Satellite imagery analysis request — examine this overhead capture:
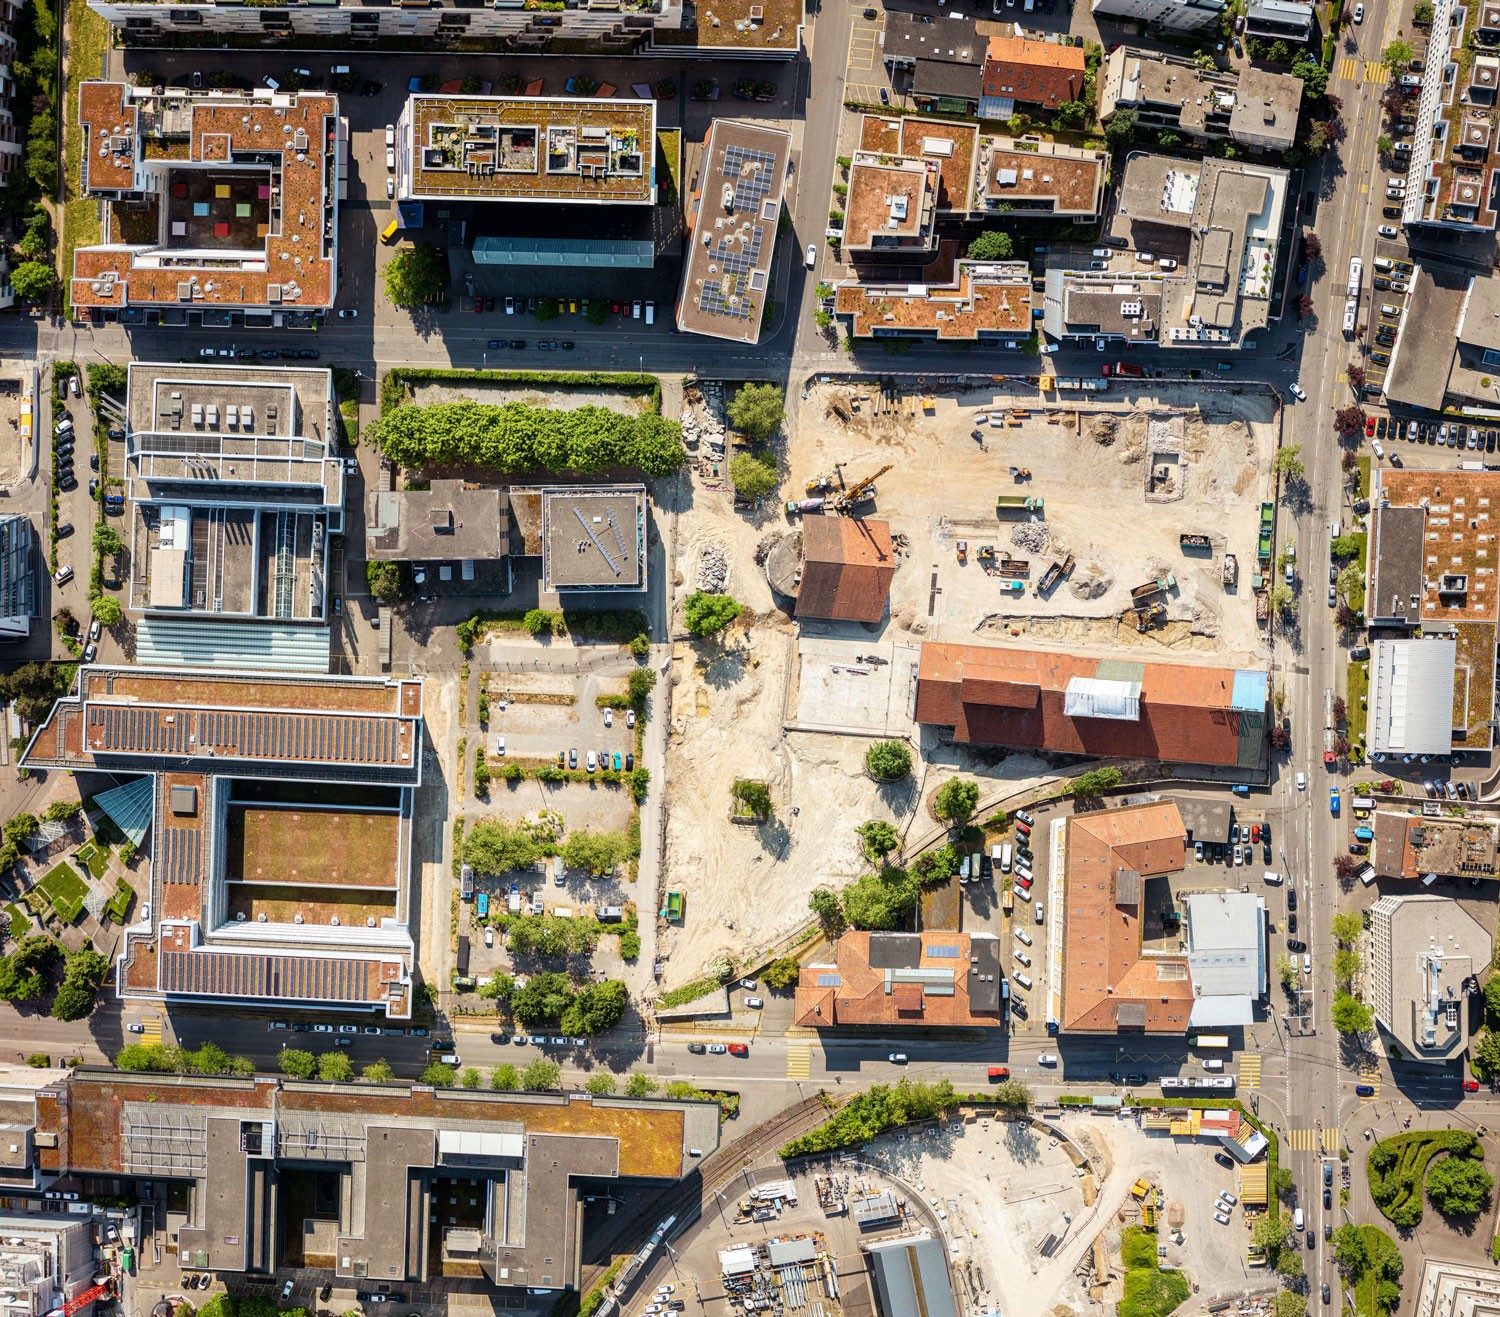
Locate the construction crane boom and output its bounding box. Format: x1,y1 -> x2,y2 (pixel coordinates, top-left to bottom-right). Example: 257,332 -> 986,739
52,1280 -> 113,1317
835,464 -> 893,511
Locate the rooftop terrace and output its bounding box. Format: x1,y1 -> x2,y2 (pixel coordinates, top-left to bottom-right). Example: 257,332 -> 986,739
73,83 -> 338,313
835,261 -> 1033,339
399,95 -> 656,205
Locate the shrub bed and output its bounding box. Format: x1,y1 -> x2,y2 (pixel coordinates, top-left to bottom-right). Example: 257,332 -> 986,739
1367,1129 -> 1482,1227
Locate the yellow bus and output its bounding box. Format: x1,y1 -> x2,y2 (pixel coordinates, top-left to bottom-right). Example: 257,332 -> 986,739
1192,1034 -> 1230,1050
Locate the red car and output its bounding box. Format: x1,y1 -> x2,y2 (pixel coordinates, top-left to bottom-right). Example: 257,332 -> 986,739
728,1043 -> 749,1057
473,296 -> 483,314
1250,824 -> 1260,842
1464,1079 -> 1480,1092
1365,416 -> 1377,436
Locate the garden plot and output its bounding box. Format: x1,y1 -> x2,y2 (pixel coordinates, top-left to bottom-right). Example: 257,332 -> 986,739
411,378 -> 653,416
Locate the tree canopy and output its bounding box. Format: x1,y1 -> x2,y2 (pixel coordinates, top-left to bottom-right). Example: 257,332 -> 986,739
685,591 -> 743,637
1427,1155 -> 1493,1215
865,739 -> 912,781
727,383 -> 785,442
856,819 -> 900,862
559,979 -> 628,1036
382,243 -> 446,309
967,230 -> 1014,261
51,946 -> 108,1021
1332,991 -> 1373,1035
842,865 -> 919,930
10,261 -> 56,302
464,820 -> 540,875
933,778 -> 979,824
729,452 -> 780,500
511,971 -> 576,1027
371,400 -> 685,479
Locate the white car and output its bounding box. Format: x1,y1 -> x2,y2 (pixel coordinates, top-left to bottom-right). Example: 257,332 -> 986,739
744,996 -> 764,1008
888,1052 -> 909,1064
387,177 -> 395,199
1219,1192 -> 1238,1206
1014,951 -> 1031,968
1353,2 -> 1364,19
338,1023 -> 359,1033
1303,953 -> 1312,974
627,709 -> 636,728
1014,929 -> 1033,946
586,750 -> 598,772
1378,225 -> 1399,238
69,374 -> 80,398
313,1023 -> 334,1033
1034,901 -> 1045,924
386,145 -> 396,170
707,1043 -> 728,1054
1038,1053 -> 1058,1066
1214,1210 -> 1232,1226
338,308 -> 358,318
1289,383 -> 1307,401
806,243 -> 817,268
1296,771 -> 1306,790
604,708 -> 613,727
494,736 -> 505,756
657,1288 -> 675,1296
1372,438 -> 1385,459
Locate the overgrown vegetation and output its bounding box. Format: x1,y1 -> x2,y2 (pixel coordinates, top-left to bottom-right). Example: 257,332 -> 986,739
779,1078 -> 959,1156
1367,1129 -> 1485,1226
1119,1226 -> 1191,1317
1330,1223 -> 1403,1317
457,607 -> 648,653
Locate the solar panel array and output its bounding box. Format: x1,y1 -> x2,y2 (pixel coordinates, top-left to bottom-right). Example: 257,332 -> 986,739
696,145 -> 777,322
88,704 -> 407,767
160,948 -> 386,1003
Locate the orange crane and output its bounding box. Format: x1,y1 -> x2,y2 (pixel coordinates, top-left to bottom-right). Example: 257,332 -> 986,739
50,1279 -> 114,1317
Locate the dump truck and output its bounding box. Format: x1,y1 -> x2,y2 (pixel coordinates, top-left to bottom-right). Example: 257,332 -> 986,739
1114,361 -> 1146,378
996,493 -> 1044,515
1257,501 -> 1274,562
998,555 -> 1029,579
1223,553 -> 1239,588
1130,574 -> 1176,602
1035,553 -> 1076,596
1001,579 -> 1025,596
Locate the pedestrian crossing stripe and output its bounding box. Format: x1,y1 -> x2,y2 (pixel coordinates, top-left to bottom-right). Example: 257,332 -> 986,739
1338,56 -> 1360,81
1366,61 -> 1388,81
1238,1055 -> 1261,1089
787,1045 -> 811,1079
1288,1128 -> 1317,1150
139,1018 -> 162,1044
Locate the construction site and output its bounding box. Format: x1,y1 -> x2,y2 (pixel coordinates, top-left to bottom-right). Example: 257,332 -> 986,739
658,376 -> 1278,987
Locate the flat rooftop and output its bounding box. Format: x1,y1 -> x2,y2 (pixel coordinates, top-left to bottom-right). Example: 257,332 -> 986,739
693,0 -> 801,51
540,486 -> 647,591
125,363 -> 340,500
676,119 -> 792,343
1377,469 -> 1500,624
23,667 -> 423,785
980,137 -> 1107,216
1384,267 -> 1466,412
399,95 -> 656,205
835,261 -> 1033,339
366,479 -> 510,563
845,156 -> 933,250
73,83 -> 338,313
857,114 -> 978,212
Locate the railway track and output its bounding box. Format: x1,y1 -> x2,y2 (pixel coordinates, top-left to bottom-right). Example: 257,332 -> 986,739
578,1094 -> 832,1294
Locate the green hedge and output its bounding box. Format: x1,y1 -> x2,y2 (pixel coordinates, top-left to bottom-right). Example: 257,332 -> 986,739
457,607 -> 647,652
1368,1129 -> 1481,1227
380,367 -> 661,414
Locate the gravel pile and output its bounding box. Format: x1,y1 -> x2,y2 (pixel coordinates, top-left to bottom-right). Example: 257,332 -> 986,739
1088,415 -> 1119,446
698,544 -> 729,592
1010,521 -> 1051,554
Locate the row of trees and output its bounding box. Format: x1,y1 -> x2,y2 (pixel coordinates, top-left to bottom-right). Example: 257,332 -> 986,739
482,969 -> 629,1036
371,400 -> 686,478
779,1078 -> 1030,1156
277,1047 -> 394,1084
116,1041 -> 255,1075
463,819 -> 635,880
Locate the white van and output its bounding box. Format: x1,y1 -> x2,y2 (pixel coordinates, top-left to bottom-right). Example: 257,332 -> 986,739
1381,303 -> 1402,318
960,853 -> 971,882
1013,972 -> 1033,990
1374,256 -> 1395,272
1351,795 -> 1376,811
645,301 -> 655,325
1263,870 -> 1284,885
1000,843 -> 1013,873
1293,1207 -> 1305,1231
1203,1058 -> 1225,1071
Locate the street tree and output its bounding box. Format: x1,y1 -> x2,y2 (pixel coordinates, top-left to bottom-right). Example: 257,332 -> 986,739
277,1047 -> 316,1080
1331,990 -> 1373,1035
1334,406 -> 1367,437
317,1051 -> 353,1083
362,1059 -> 393,1082
1331,911 -> 1363,946
1276,953 -> 1299,992
1302,231 -> 1323,262
585,1073 -> 618,1096
382,244 -> 446,310
1383,38 -> 1414,67
1347,363 -> 1367,389
624,1072 -> 658,1097
856,820 -> 900,862
684,591 -> 743,637
729,453 -> 779,501
491,1064 -> 520,1090
933,778 -> 980,825
1270,580 -> 1296,617
1332,947 -> 1362,985
866,740 -> 912,780
521,1058 -> 562,1090
1273,446 -> 1306,481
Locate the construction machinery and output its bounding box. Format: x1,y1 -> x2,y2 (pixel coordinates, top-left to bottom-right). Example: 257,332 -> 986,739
956,541 -> 968,563
996,493 -> 1045,515
834,464 -> 892,512
1035,553 -> 1075,596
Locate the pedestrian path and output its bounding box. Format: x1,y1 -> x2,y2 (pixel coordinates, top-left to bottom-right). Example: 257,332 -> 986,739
786,1044 -> 811,1079
1287,1127 -> 1318,1151
1337,56 -> 1388,82
139,1015 -> 162,1045
1239,1054 -> 1261,1090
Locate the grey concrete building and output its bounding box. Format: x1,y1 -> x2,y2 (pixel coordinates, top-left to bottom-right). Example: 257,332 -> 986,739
0,514 -> 36,641
1090,0 -> 1224,38
1367,894 -> 1492,1063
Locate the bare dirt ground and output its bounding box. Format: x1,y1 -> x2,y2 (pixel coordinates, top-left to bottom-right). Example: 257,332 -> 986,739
658,381 -> 1278,986
412,380 -> 651,415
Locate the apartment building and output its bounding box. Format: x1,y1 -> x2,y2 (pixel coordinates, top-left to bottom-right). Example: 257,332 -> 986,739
1367,895 -> 1491,1062
1090,0 -> 1225,34
977,36 -> 1086,118
72,83 -> 341,324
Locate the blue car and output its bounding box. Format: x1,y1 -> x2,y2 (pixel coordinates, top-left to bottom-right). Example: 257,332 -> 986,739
1330,787 -> 1341,816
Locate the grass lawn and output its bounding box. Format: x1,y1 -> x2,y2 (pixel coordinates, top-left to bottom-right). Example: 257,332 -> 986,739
657,129 -> 682,208
1348,657 -> 1370,754
4,904 -> 29,942
1118,1226 -> 1189,1317
37,862 -> 88,924
73,839 -> 110,880
1367,1128 -> 1481,1227
1343,1223 -> 1403,1317
1357,455 -> 1372,500
59,0 -> 108,319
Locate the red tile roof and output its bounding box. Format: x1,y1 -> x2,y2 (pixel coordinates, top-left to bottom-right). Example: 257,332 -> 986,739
797,517 -> 896,623
793,931 -> 1002,1028
981,37 -> 1087,110
915,641 -> 1258,767
1060,802 -> 1194,1034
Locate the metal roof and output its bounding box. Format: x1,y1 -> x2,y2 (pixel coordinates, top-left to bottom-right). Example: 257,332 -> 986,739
472,236 -> 655,268
1369,638 -> 1457,755
135,617 -> 332,674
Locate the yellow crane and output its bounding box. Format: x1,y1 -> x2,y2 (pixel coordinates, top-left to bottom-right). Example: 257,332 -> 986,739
835,463 -> 893,512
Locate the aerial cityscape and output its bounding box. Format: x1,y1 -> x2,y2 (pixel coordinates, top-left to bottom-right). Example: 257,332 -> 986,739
0,0 -> 1492,1313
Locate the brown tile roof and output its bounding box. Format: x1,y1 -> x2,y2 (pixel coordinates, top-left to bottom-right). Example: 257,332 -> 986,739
914,641 -> 1260,767
792,931 -> 1002,1028
981,36 -> 1086,110
72,83 -> 337,312
1060,802 -> 1194,1034
796,517 -> 895,623
835,264 -> 1032,340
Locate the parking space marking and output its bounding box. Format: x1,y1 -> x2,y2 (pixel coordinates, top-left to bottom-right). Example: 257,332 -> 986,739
786,1044 -> 811,1079
1288,1127 -> 1317,1150
1238,1054 -> 1261,1090
847,82 -> 887,104
847,25 -> 879,71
